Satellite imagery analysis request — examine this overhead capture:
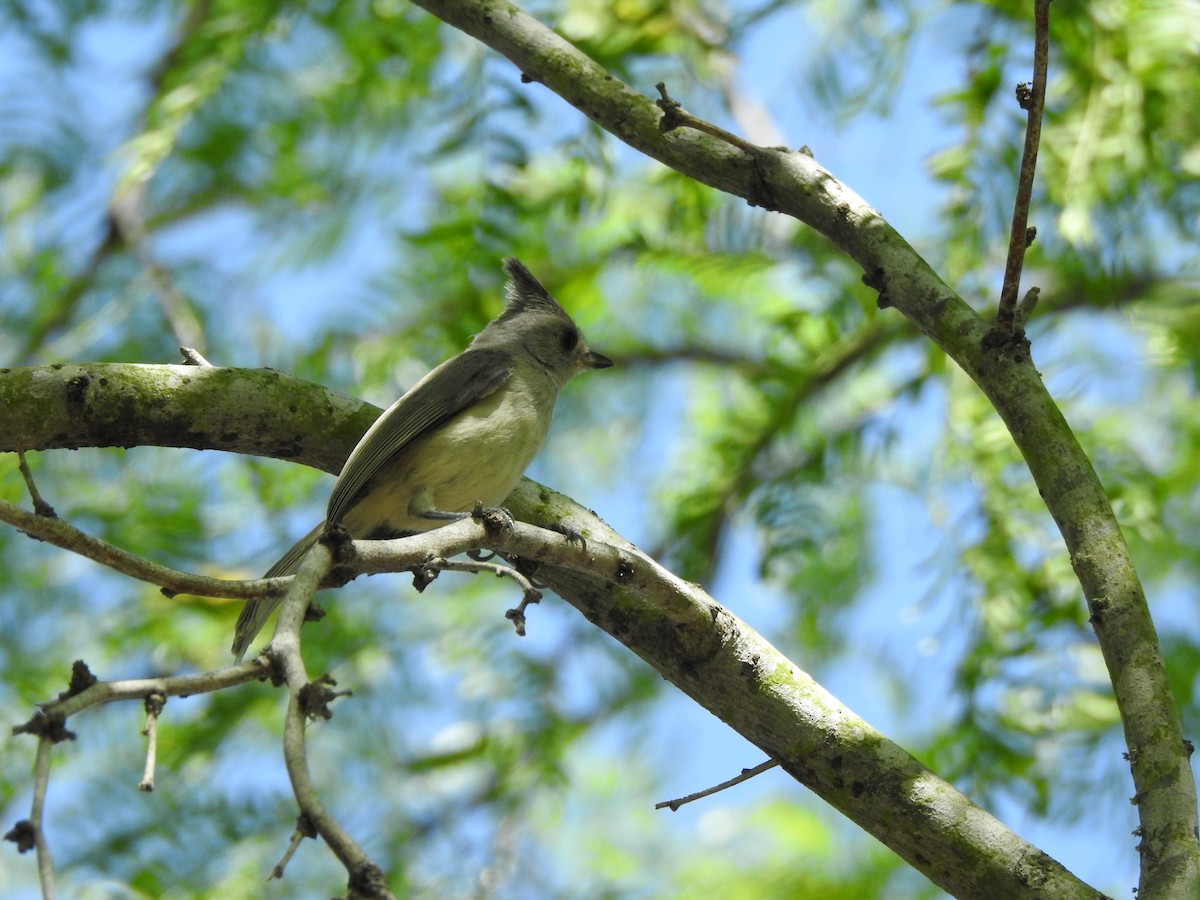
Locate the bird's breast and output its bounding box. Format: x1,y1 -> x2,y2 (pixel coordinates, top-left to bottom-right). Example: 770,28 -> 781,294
341,374 -> 556,536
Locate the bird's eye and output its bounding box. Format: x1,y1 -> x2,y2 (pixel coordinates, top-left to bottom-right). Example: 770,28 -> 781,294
559,326 -> 579,351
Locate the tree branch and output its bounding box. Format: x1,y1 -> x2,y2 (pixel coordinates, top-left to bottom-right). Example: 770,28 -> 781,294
405,3 -> 1199,896
994,0 -> 1052,335
0,363 -> 380,473
656,759 -> 779,811
0,496 -> 286,600
31,736 -> 56,899
3,364 -> 1106,897
13,663 -> 269,729
266,541 -> 394,899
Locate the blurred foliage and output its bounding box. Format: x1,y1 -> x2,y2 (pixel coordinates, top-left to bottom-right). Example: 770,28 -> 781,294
1,0 -> 1199,896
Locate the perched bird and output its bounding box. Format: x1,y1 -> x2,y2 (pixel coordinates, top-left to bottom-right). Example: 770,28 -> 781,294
232,258 -> 613,660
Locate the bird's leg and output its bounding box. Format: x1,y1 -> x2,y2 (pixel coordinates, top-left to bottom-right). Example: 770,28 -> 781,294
417,509 -> 469,522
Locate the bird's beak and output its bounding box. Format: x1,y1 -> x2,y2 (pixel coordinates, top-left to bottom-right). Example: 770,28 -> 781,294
583,349 -> 614,370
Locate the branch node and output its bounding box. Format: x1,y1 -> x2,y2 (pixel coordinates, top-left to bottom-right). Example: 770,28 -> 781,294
298,674 -> 352,721
320,523 -> 356,566
17,451 -> 56,518
347,861 -> 392,898
63,659 -> 97,700
411,555 -> 442,592
3,820 -> 36,853
504,584 -> 543,637
472,501 -> 515,534
12,710 -> 75,743
1015,81 -> 1033,110
861,267 -> 891,309
654,81 -> 683,132
652,81 -> 761,155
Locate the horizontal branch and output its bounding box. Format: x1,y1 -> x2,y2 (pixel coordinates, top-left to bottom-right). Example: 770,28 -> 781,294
15,662 -> 268,730
0,363 -> 378,473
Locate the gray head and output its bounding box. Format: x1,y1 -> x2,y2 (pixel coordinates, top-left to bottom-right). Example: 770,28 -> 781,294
473,258 -> 613,384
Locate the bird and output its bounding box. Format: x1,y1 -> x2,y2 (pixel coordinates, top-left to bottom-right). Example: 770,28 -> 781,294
231,258 -> 613,660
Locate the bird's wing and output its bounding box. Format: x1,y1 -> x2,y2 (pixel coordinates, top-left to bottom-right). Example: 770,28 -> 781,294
231,522 -> 324,660
324,347 -> 513,527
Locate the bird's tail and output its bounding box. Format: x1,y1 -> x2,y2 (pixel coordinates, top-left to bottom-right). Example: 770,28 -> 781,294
231,522 -> 323,661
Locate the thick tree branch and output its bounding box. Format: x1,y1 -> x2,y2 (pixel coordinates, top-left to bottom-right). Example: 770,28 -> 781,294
405,4 -> 1200,896
0,364 -> 378,474
5,365 -> 1104,899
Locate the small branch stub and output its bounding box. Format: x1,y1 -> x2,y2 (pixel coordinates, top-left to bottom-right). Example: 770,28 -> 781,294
298,675 -> 351,722
179,346 -> 213,367
4,820 -> 37,853
272,812 -> 319,880
17,451 -> 55,518
653,82 -> 762,154
656,760 -> 779,811
138,692 -> 166,792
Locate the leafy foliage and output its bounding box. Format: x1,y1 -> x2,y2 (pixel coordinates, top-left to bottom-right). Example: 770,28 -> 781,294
2,0 -> 1198,896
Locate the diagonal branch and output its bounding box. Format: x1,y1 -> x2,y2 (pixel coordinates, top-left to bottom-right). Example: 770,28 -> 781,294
404,2 -> 1194,896
0,496 -> 285,601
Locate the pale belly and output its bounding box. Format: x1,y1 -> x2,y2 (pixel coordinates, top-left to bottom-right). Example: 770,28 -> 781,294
340,377 -> 554,536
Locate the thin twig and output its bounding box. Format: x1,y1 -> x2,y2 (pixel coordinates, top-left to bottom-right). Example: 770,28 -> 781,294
272,813 -> 318,880
656,759 -> 779,811
13,664 -> 268,734
0,497 -> 285,601
138,693 -> 166,792
32,736 -> 57,899
425,556 -> 543,636
995,0 -> 1052,335
1013,287 -> 1041,331
654,82 -> 764,155
269,542 -> 395,898
16,452 -> 56,518
0,496 -> 609,625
